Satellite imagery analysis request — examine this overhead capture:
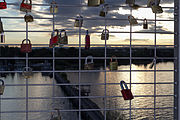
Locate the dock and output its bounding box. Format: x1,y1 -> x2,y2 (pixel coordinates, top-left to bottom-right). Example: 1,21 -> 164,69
54,73 -> 104,120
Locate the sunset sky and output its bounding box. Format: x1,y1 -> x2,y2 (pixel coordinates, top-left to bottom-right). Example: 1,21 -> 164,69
0,0 -> 174,45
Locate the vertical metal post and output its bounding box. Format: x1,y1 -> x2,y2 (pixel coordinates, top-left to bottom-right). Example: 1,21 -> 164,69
175,0 -> 179,119
104,13 -> 107,120
129,8 -> 132,120
52,1 -> 55,110
153,13 -> 157,120
25,13 -> 29,120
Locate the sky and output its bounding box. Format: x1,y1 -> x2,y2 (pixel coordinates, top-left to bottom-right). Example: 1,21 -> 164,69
0,0 -> 175,46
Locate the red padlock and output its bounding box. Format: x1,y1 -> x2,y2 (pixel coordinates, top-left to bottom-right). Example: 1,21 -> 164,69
0,0 -> 7,9
85,30 -> 90,50
20,0 -> 32,12
20,39 -> 32,53
120,80 -> 134,100
49,29 -> 59,48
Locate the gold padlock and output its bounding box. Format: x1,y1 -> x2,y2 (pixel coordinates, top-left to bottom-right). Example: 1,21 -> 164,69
59,29 -> 68,45
110,56 -> 118,71
99,4 -> 108,17
0,79 -> 5,95
101,29 -> 109,40
50,108 -> 61,120
24,14 -> 34,22
151,5 -> 163,13
50,1 -> 58,13
128,15 -> 138,25
22,67 -> 33,79
88,0 -> 100,6
74,15 -> 83,27
84,56 -> 94,70
143,18 -> 148,29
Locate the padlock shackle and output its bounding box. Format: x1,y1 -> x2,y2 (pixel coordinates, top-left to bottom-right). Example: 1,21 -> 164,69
111,55 -> 117,62
22,67 -> 32,72
60,29 -> 66,37
120,80 -> 129,90
128,15 -> 135,20
21,0 -> 32,4
22,39 -> 31,44
0,79 -> 4,86
143,18 -> 147,24
85,56 -> 93,64
102,29 -> 109,34
51,29 -> 59,37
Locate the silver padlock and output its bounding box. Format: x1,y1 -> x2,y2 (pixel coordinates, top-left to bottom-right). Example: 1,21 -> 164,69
50,108 -> 61,120
74,15 -> 83,27
22,67 -> 33,79
84,56 -> 94,70
0,79 -> 5,95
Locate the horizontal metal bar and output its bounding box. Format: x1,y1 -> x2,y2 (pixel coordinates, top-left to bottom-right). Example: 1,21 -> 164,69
1,17 -> 174,21
0,57 -> 175,60
0,70 -> 175,73
0,107 -> 174,114
3,30 -> 174,34
3,82 -> 174,87
0,44 -> 175,47
6,3 -> 175,9
0,95 -> 174,101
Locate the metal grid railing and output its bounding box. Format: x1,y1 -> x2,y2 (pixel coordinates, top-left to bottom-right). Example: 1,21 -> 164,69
0,0 -> 178,120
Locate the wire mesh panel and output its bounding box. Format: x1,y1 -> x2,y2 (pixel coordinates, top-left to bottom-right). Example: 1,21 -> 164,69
0,0 -> 178,120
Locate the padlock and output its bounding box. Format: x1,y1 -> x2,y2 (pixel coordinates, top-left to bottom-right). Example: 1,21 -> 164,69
84,56 -> 94,70
74,15 -> 83,27
20,0 -> 32,12
110,56 -> 118,71
1,32 -> 5,43
128,15 -> 138,25
99,4 -> 108,17
85,30 -> 90,50
50,1 -> 58,13
143,18 -> 148,29
0,79 -> 5,95
101,29 -> 109,40
147,0 -> 160,7
49,29 -> 59,48
100,0 -> 104,4
126,0 -> 134,5
50,108 -> 61,120
151,5 -> 163,13
0,0 -> 7,9
24,14 -> 33,22
88,0 -> 100,6
0,18 -> 4,33
20,39 -> 32,53
22,67 -> 33,79
120,80 -> 134,100
59,29 -> 68,45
